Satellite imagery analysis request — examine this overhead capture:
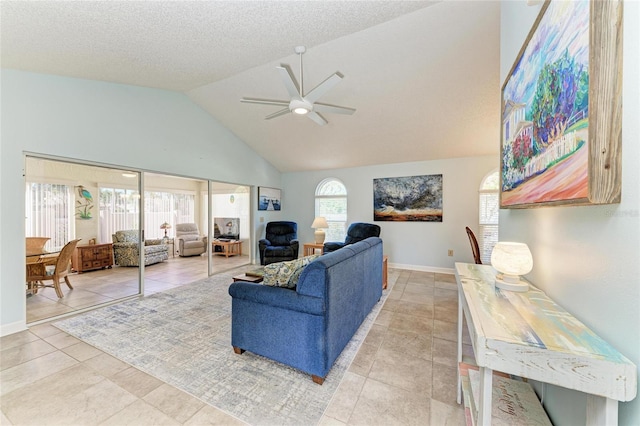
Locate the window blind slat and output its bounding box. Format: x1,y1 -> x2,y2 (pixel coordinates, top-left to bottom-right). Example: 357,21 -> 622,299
25,183 -> 71,251
99,188 -> 195,241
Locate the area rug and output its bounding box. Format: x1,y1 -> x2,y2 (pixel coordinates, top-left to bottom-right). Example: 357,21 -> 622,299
54,267 -> 392,425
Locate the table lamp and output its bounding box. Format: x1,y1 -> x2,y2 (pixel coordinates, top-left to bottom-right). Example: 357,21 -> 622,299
160,222 -> 171,238
490,242 -> 533,292
311,217 -> 329,244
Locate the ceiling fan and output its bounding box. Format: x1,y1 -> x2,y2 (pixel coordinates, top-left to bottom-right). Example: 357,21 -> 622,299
241,46 -> 355,126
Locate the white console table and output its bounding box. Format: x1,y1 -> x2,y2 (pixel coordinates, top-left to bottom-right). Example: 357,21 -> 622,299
455,263 -> 636,425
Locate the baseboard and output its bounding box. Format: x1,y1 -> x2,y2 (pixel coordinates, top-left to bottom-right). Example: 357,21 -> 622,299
1,320 -> 27,337
388,262 -> 455,275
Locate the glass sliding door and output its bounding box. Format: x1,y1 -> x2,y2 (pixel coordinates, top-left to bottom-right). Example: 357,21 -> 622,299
25,156 -> 142,324
209,181 -> 251,275
143,173 -> 209,291
25,156 -> 252,324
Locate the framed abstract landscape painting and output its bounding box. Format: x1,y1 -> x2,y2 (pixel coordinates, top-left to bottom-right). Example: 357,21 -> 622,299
373,174 -> 442,222
500,0 -> 623,208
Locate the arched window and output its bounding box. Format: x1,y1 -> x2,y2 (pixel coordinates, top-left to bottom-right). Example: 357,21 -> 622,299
479,169 -> 499,263
315,178 -> 347,242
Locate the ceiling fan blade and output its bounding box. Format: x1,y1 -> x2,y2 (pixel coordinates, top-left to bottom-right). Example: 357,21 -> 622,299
241,98 -> 289,107
265,108 -> 290,120
313,103 -> 356,115
304,72 -> 343,103
306,111 -> 328,126
276,65 -> 301,99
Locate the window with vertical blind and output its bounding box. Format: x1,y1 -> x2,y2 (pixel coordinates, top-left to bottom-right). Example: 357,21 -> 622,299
144,191 -> 195,238
99,187 -> 140,243
479,170 -> 499,263
25,182 -> 74,251
315,178 -> 347,242
99,187 -> 195,241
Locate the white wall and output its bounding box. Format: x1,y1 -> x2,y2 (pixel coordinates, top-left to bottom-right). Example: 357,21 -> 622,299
283,155 -> 497,271
0,70 -> 282,335
501,2 -> 640,424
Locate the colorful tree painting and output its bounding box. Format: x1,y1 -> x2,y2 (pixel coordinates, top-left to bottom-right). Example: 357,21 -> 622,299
500,0 -> 590,206
530,50 -> 588,153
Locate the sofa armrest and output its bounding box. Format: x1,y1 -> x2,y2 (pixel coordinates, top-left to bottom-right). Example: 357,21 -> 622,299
258,238 -> 271,247
229,282 -> 324,315
258,239 -> 270,264
145,239 -> 164,246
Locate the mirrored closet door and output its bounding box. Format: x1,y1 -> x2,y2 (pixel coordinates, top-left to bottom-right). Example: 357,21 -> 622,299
25,156 -> 142,323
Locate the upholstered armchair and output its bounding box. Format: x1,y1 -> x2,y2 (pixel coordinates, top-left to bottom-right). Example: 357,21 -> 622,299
323,222 -> 381,253
112,230 -> 169,266
258,221 -> 299,265
175,223 -> 207,257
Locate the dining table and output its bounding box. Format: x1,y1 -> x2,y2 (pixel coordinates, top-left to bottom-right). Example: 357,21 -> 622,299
26,250 -> 60,295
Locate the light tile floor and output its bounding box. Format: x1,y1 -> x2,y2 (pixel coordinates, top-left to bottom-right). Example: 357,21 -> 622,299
27,254 -> 250,323
3,268 -> 472,425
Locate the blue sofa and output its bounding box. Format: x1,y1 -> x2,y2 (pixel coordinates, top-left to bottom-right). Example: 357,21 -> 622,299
229,237 -> 383,384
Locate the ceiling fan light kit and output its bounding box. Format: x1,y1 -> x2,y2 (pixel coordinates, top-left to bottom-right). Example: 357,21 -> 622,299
241,46 -> 355,126
290,99 -> 311,115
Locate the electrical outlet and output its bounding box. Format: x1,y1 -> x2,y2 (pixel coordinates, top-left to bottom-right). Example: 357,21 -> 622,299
448,249 -> 454,257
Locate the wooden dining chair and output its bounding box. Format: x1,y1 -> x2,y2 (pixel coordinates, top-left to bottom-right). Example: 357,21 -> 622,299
26,236 -> 51,262
465,227 -> 482,265
28,239 -> 81,298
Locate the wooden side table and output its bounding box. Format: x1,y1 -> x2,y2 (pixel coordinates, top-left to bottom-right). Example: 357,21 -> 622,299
163,238 -> 175,257
232,274 -> 263,283
303,243 -> 324,256
212,240 -> 242,257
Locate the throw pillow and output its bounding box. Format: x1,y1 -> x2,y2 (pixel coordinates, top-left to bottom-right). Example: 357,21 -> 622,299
263,255 -> 319,289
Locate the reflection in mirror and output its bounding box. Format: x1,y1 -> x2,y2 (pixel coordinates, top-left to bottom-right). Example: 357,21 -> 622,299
25,156 -> 142,323
209,182 -> 251,275
25,156 -> 253,325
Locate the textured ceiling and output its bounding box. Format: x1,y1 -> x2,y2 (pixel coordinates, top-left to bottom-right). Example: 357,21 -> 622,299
1,0 -> 501,173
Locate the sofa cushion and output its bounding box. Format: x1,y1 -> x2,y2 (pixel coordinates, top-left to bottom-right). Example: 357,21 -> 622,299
114,230 -> 138,243
144,244 -> 168,255
179,234 -> 199,242
183,240 -> 205,249
263,255 -> 319,289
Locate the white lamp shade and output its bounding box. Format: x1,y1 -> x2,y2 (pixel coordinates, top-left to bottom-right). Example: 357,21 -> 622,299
491,242 -> 533,276
491,242 -> 533,292
311,217 -> 329,229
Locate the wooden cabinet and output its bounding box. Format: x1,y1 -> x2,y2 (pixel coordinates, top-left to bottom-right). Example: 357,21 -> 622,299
72,243 -> 114,273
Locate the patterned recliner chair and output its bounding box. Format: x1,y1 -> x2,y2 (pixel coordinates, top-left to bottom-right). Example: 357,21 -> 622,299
112,230 -> 169,267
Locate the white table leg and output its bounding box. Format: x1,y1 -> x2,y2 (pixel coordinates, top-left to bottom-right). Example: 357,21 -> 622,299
478,366 -> 493,426
457,292 -> 463,404
586,395 -> 618,426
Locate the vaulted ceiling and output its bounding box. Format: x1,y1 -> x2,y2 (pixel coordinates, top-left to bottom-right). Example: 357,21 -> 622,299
1,0 -> 501,172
